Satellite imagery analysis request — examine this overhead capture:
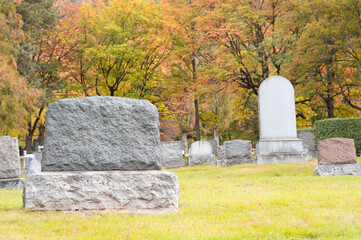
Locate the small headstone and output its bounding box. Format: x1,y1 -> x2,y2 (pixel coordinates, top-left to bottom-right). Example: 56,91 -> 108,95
159,141 -> 185,168
188,141 -> 215,165
317,138 -> 357,165
297,131 -> 317,158
0,136 -> 24,189
219,140 -> 252,166
206,140 -> 218,157
256,76 -> 308,164
314,138 -> 360,176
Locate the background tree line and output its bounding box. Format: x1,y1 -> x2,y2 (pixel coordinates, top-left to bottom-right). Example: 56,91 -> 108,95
1,0 -> 361,151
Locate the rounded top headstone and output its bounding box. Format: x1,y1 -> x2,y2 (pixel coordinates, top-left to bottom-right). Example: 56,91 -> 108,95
258,76 -> 297,140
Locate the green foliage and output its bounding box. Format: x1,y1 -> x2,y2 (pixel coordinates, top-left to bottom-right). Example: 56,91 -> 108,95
314,117 -> 361,154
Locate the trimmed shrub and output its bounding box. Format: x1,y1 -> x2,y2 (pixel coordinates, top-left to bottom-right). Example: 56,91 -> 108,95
314,117 -> 361,154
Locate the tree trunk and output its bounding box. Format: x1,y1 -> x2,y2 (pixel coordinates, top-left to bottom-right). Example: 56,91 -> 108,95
194,99 -> 200,141
38,123 -> 46,146
25,134 -> 33,154
181,132 -> 188,155
326,98 -> 335,118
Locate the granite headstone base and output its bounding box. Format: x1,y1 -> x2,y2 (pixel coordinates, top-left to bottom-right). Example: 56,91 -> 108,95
0,178 -> 24,189
23,171 -> 179,212
256,139 -> 309,164
217,158 -> 253,167
314,164 -> 361,176
188,154 -> 216,166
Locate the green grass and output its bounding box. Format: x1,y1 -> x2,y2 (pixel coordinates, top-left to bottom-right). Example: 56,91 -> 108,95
2,159 -> 361,239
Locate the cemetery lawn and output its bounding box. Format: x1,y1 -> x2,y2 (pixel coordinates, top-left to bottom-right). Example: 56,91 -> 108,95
2,159 -> 361,239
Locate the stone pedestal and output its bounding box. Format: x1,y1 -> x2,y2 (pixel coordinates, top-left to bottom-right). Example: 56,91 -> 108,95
24,171 -> 179,212
188,154 -> 216,166
0,178 -> 24,189
256,139 -> 309,164
314,164 -> 361,176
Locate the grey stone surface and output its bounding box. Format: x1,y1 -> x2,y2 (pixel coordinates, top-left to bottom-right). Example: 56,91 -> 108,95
218,140 -> 252,166
0,136 -> 20,179
206,140 -> 218,157
0,178 -> 24,189
188,141 -> 216,165
27,158 -> 41,176
314,164 -> 361,176
23,154 -> 34,170
258,76 -> 297,139
297,131 -> 317,158
159,141 -> 185,169
42,97 -> 161,172
256,76 -> 308,164
218,145 -> 225,160
23,171 -> 179,212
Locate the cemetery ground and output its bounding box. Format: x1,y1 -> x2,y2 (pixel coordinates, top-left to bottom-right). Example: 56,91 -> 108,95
1,159 -> 361,239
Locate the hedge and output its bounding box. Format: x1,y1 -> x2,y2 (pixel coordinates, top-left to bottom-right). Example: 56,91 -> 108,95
314,117 -> 361,154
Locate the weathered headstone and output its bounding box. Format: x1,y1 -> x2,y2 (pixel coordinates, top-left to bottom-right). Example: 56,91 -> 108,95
42,97 -> 161,171
24,97 -> 179,212
159,141 -> 185,169
206,139 -> 218,157
297,131 -> 317,158
256,76 -> 308,164
188,141 -> 216,165
218,140 -> 252,166
0,136 -> 24,189
314,138 -> 361,176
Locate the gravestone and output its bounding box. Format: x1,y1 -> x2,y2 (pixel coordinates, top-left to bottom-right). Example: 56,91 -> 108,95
188,141 -> 216,165
314,138 -> 361,176
297,131 -> 317,158
218,140 -> 252,166
42,97 -> 161,171
256,76 -> 308,164
24,97 -> 179,212
206,139 -> 218,157
159,141 -> 185,169
0,136 -> 24,189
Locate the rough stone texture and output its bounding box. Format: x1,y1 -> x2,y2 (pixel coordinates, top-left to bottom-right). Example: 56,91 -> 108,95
23,154 -> 34,170
0,136 -> 20,179
318,138 -> 357,165
314,164 -> 361,176
217,140 -> 252,166
159,141 -> 185,169
218,145 -> 225,160
256,76 -> 308,164
24,171 -> 179,212
206,140 -> 218,157
0,178 -> 24,189
188,141 -> 216,165
42,97 -> 161,172
297,131 -> 317,158
27,158 -> 41,176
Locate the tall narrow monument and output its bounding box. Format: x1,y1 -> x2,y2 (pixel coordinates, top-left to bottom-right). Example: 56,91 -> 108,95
256,76 -> 308,164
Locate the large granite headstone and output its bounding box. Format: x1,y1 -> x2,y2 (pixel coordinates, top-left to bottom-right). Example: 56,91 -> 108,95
0,136 -> 24,189
42,97 -> 161,171
218,140 -> 252,166
297,131 -> 317,158
314,138 -> 361,176
188,141 -> 216,165
159,141 -> 185,169
256,76 -> 308,164
24,97 -> 179,212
